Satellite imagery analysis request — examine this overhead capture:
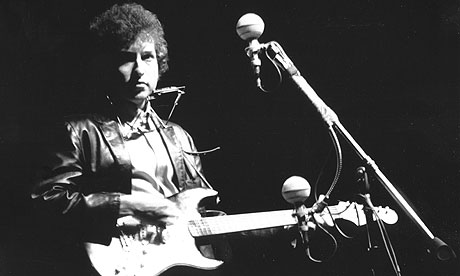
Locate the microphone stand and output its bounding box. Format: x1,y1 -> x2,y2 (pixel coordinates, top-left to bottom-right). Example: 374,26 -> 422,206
357,166 -> 390,276
263,41 -> 456,262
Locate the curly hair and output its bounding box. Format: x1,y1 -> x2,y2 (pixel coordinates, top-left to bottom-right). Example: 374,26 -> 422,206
90,2 -> 169,75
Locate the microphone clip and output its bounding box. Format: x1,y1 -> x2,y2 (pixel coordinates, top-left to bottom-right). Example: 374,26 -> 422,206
291,205 -> 315,249
244,40 -> 267,59
291,195 -> 328,249
245,40 -> 268,89
309,194 -> 328,215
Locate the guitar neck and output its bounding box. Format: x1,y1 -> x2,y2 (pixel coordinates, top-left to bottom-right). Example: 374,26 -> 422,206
188,209 -> 298,237
187,202 -> 397,238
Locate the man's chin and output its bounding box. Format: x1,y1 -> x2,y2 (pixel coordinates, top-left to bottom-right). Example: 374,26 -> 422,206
133,90 -> 154,104
110,89 -> 152,106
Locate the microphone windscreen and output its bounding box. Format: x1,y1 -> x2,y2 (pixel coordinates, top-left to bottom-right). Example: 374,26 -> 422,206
236,13 -> 265,41
281,176 -> 311,205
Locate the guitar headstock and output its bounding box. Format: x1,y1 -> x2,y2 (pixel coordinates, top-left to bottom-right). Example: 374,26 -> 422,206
319,201 -> 398,227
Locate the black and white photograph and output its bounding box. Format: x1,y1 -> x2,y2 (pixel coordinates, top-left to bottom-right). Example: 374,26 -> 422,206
0,1 -> 459,275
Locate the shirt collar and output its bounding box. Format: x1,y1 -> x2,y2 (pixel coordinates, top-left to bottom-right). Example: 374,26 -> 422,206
120,101 -> 157,139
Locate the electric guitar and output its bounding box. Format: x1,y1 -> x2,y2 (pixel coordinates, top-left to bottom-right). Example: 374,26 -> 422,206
85,188 -> 398,276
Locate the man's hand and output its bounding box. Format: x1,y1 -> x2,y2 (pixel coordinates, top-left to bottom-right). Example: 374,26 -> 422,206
119,193 -> 181,226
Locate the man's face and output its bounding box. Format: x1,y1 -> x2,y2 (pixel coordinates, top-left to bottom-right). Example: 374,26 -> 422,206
111,36 -> 159,107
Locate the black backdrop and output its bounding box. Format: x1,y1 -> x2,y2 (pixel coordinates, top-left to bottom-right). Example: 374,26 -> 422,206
0,0 -> 459,275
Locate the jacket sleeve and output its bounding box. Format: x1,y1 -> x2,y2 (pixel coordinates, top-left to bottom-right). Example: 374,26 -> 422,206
31,121 -> 121,245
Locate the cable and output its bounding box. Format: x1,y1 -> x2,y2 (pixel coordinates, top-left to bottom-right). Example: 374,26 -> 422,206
305,219 -> 338,263
325,125 -> 343,198
255,49 -> 283,93
327,203 -> 357,240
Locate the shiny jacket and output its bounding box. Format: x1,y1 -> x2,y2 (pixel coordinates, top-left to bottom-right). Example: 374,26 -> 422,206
31,113 -> 206,245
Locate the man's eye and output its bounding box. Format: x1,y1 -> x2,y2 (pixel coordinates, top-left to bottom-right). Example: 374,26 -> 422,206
142,53 -> 156,61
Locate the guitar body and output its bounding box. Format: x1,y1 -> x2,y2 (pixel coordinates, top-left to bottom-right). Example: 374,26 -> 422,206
85,188 -> 223,276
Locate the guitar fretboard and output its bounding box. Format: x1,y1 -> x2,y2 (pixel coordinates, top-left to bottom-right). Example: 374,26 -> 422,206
188,209 -> 298,237
186,202 -> 396,237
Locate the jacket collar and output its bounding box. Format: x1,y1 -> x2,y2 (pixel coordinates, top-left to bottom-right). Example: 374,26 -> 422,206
97,118 -> 132,194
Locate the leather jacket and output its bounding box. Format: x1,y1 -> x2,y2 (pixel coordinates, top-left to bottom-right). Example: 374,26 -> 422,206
31,113 -> 206,245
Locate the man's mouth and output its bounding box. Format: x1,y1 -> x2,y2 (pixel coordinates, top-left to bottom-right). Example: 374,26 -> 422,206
134,82 -> 149,91
136,82 -> 148,88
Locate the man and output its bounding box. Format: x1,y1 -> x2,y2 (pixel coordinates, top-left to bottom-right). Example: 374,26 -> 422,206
31,3 -> 224,275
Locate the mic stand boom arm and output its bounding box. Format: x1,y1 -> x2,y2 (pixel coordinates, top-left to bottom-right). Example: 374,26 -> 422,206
264,41 -> 455,261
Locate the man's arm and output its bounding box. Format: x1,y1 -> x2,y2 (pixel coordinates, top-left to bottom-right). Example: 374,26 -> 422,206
31,120 -> 181,244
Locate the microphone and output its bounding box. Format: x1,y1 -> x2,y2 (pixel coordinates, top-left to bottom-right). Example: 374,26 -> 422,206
281,176 -> 314,249
236,13 -> 265,88
281,176 -> 311,205
281,175 -> 327,214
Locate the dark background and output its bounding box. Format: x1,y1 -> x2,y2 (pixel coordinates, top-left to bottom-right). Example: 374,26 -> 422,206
0,0 -> 459,275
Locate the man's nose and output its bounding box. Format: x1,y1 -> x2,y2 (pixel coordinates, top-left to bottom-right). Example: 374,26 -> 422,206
134,55 -> 146,76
